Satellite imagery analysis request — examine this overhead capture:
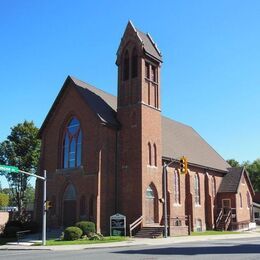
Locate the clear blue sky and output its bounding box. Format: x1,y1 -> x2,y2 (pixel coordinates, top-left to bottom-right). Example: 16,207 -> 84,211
1,1 -> 260,187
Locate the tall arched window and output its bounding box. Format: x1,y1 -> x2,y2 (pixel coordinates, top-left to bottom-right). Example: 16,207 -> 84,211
212,176 -> 216,197
148,142 -> 152,166
194,174 -> 200,205
123,50 -> 129,81
63,117 -> 82,168
174,171 -> 180,204
153,144 -> 157,166
131,48 -> 138,78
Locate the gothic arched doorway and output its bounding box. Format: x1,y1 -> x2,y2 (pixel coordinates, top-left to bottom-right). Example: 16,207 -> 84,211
63,184 -> 77,227
145,185 -> 158,224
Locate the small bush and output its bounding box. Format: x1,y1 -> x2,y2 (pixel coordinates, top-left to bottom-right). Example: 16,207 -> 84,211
63,226 -> 83,241
75,221 -> 95,236
3,226 -> 21,238
88,233 -> 104,240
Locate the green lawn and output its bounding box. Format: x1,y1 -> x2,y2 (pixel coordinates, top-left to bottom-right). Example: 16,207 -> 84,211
191,230 -> 241,236
34,236 -> 127,246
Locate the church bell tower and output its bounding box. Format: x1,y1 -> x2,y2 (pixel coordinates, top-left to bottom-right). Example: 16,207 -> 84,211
116,21 -> 163,226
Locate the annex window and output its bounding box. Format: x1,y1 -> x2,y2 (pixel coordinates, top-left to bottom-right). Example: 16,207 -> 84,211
148,142 -> 152,165
131,48 -> 138,78
174,171 -> 180,204
123,50 -> 129,81
212,176 -> 216,197
153,143 -> 157,166
62,117 -> 82,169
194,174 -> 200,205
247,191 -> 251,208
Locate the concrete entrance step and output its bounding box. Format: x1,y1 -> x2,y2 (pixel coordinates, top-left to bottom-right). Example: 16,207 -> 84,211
135,226 -> 164,238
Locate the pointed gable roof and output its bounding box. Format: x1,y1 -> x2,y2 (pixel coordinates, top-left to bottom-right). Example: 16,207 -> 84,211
40,76 -> 230,172
39,76 -> 119,137
116,21 -> 162,63
218,167 -> 255,195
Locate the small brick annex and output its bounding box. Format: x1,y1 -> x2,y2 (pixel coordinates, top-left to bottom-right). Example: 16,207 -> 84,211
34,21 -> 255,235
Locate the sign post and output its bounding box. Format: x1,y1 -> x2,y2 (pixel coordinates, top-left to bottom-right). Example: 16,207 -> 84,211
110,213 -> 126,236
0,165 -> 47,245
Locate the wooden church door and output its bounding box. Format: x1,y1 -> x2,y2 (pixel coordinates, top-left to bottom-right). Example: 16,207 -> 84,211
145,186 -> 155,224
63,184 -> 77,227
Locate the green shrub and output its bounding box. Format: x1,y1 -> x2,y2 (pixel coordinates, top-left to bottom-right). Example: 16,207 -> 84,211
3,226 -> 21,238
88,233 -> 104,240
75,221 -> 95,236
63,226 -> 83,241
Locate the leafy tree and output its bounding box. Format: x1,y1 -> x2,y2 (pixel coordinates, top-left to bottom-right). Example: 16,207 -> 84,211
0,121 -> 41,213
226,159 -> 240,167
243,159 -> 260,192
24,184 -> 35,209
0,192 -> 9,207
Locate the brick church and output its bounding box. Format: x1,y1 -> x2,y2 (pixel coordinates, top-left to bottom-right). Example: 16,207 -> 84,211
35,21 -> 255,236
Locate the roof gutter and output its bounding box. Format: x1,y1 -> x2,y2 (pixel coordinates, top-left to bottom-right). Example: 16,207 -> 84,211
162,156 -> 228,174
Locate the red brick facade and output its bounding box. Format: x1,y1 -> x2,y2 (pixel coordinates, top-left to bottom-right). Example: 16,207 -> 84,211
34,22 -> 255,235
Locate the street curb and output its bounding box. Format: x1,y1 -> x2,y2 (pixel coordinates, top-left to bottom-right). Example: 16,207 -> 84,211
0,232 -> 259,251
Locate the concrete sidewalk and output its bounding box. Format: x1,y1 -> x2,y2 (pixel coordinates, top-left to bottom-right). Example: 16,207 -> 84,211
0,231 -> 259,251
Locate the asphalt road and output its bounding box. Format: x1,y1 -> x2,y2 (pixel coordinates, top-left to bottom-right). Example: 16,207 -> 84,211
0,237 -> 260,260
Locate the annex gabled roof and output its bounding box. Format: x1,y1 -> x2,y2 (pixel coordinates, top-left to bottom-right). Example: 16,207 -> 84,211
218,167 -> 255,195
117,21 -> 162,63
40,76 -> 231,172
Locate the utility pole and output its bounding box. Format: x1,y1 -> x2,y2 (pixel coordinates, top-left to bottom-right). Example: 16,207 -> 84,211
42,170 -> 47,246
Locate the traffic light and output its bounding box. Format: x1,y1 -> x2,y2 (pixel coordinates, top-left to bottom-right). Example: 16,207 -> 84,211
180,156 -> 188,174
46,200 -> 53,211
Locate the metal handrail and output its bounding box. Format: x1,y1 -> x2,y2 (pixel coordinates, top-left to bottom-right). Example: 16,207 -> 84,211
224,209 -> 232,230
216,208 -> 223,227
129,216 -> 143,237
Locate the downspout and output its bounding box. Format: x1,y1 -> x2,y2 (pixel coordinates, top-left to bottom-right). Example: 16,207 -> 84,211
115,129 -> 119,213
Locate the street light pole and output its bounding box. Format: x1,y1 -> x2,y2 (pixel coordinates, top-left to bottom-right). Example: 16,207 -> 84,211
42,170 -> 47,246
163,162 -> 168,238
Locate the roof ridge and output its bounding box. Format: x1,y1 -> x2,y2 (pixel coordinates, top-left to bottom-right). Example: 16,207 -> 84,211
69,75 -> 116,99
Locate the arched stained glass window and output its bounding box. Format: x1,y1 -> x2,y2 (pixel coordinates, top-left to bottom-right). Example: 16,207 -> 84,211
63,117 -> 82,168
174,171 -> 180,204
146,186 -> 155,199
194,174 -> 200,205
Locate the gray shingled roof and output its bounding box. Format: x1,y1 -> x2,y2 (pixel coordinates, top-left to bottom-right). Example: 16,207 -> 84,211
64,76 -> 229,172
218,167 -> 243,193
71,77 -> 119,127
135,28 -> 162,62
162,117 -> 230,171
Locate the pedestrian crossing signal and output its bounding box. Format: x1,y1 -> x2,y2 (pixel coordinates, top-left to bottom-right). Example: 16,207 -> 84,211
180,156 -> 188,174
